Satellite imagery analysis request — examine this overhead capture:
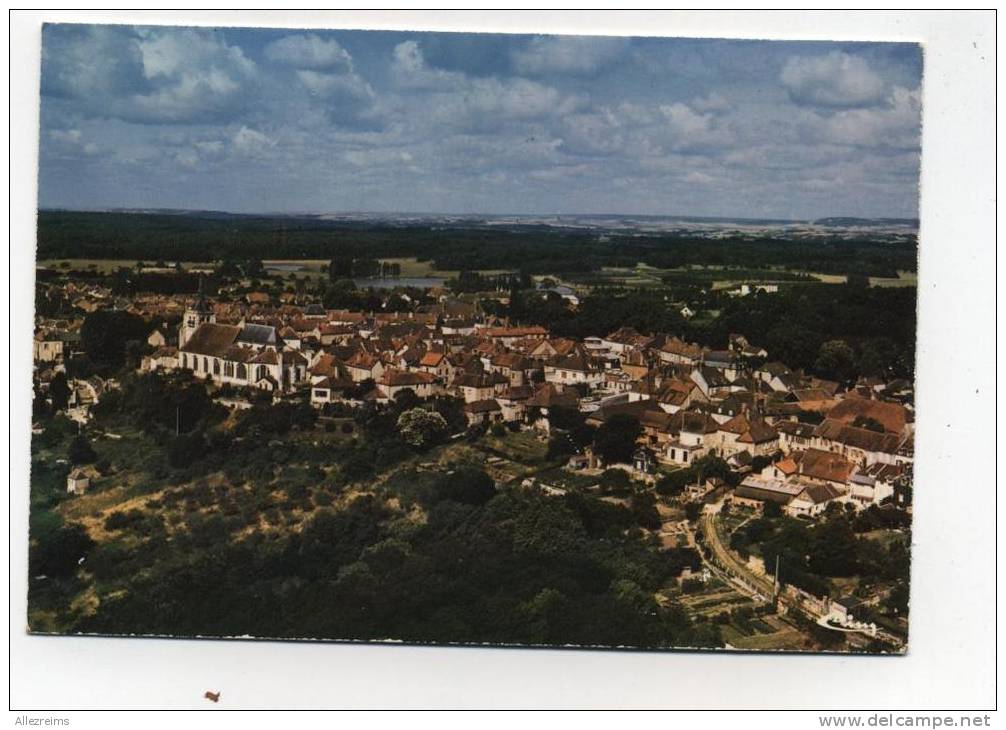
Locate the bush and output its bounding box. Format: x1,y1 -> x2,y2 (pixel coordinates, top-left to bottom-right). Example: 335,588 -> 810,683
681,578 -> 704,594
104,509 -> 145,531
68,435 -> 97,465
599,468 -> 631,493
29,522 -> 95,578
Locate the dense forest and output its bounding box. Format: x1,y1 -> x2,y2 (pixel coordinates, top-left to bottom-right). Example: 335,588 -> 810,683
501,281 -> 917,382
37,210 -> 917,278
29,373 -> 719,648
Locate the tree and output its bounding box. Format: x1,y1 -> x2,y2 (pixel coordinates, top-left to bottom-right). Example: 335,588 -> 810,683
593,414 -> 641,466
29,522 -> 95,578
80,310 -> 150,372
328,255 -> 354,281
392,388 -> 422,414
432,467 -> 496,506
629,492 -> 661,530
763,501 -> 783,519
49,371 -> 71,412
68,435 -> 97,465
397,408 -> 448,449
815,339 -> 856,382
168,431 -> 207,469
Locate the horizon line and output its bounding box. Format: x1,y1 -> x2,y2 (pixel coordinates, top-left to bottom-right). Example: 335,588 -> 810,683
37,206 -> 920,225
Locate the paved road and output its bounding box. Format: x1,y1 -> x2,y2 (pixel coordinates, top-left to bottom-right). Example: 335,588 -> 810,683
699,508 -> 776,599
695,504 -> 906,650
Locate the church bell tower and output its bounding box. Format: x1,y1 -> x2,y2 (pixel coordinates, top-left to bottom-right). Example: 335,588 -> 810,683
179,277 -> 215,347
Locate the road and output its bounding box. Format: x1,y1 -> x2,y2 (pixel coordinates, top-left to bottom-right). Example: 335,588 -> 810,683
694,503 -> 906,650
698,507 -> 776,600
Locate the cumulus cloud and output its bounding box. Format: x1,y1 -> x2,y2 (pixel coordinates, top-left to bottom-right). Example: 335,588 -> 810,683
233,126 -> 274,155
264,34 -> 353,71
47,128 -> 100,157
50,128 -> 82,144
42,25 -> 258,124
391,40 -> 462,90
818,86 -> 921,149
512,36 -> 627,76
659,103 -> 733,152
37,27 -> 922,218
780,51 -> 888,108
296,69 -> 374,101
129,29 -> 257,123
41,25 -> 148,99
390,40 -> 584,132
691,92 -> 732,115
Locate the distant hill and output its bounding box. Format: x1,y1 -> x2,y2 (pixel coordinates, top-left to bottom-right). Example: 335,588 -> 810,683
812,217 -> 919,229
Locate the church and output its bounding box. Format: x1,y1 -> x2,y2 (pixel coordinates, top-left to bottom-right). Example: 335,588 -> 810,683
177,290 -> 307,393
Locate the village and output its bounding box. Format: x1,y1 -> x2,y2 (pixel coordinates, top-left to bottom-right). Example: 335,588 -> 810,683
31,265 -> 913,651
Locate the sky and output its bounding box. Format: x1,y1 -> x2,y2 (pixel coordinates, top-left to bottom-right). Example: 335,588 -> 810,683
37,25 -> 923,219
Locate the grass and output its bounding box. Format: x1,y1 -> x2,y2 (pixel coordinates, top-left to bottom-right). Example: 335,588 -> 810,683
729,627 -> 808,651
869,271 -> 918,288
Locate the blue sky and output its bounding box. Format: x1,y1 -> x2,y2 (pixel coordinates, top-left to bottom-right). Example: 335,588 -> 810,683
38,25 -> 923,219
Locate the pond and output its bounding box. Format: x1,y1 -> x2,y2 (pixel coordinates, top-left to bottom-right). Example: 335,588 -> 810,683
353,277 -> 446,289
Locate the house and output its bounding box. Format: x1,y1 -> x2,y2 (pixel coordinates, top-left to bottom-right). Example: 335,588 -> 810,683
756,361 -> 792,385
715,413 -> 778,458
847,462 -> 906,506
345,351 -> 386,383
812,419 -> 907,466
729,333 -> 767,359
526,382 -> 580,432
658,337 -> 705,366
665,411 -> 718,466
545,354 -> 603,389
691,394 -> 744,424
463,398 -> 504,426
310,376 -> 355,407
768,371 -> 802,393
688,475 -> 727,500
143,346 -> 178,372
733,476 -> 803,509
632,446 -> 657,474
733,418 -> 779,458
497,385 -> 534,423
530,337 -> 581,360
147,329 -> 167,348
763,456 -> 799,481
33,331 -> 69,363
602,327 -> 656,355
318,324 -> 356,347
654,379 -> 704,413
789,388 -> 838,410
455,372 -> 508,403
417,350 -> 454,381
825,398 -> 912,436
482,325 -> 547,347
776,420 -> 816,453
690,366 -> 733,398
66,468 -> 90,495
702,350 -> 735,373
786,482 -> 845,518
489,352 -> 534,386
791,448 -> 855,486
828,596 -> 861,625
376,369 -> 437,401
